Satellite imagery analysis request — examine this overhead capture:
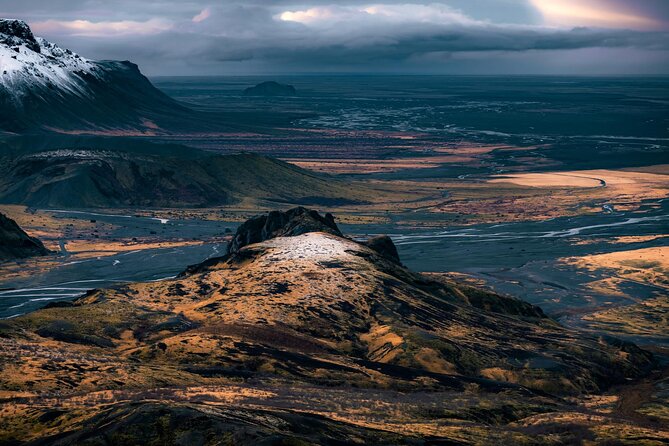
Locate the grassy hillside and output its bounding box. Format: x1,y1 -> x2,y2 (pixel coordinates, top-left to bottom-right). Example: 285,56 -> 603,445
0,137 -> 367,208
0,220 -> 660,444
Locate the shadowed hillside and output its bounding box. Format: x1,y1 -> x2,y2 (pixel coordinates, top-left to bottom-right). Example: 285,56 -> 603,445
0,138 -> 368,208
0,211 -> 50,262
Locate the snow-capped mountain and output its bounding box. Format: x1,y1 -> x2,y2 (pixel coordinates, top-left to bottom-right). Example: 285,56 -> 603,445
0,20 -> 100,99
0,19 -> 188,134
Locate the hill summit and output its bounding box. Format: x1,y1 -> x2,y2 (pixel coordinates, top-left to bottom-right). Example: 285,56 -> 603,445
0,209 -> 658,444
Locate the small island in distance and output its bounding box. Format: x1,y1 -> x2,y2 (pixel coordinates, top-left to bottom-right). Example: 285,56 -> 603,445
243,81 -> 297,97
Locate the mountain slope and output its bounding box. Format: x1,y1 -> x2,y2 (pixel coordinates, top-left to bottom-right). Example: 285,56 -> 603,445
0,139 -> 368,208
0,211 -> 50,262
0,209 -> 660,445
171,231 -> 649,396
0,19 -> 188,134
0,19 -> 305,135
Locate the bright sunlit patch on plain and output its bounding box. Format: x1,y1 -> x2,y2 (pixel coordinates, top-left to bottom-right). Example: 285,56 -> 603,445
31,18 -> 173,37
531,0 -> 660,29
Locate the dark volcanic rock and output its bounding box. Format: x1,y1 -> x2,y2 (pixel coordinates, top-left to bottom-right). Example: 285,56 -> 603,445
0,212 -> 50,262
226,207 -> 342,254
0,19 -> 40,53
243,81 -> 297,97
364,235 -> 401,264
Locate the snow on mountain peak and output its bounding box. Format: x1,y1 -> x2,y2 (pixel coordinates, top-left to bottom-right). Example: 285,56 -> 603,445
0,18 -> 102,103
0,19 -> 40,53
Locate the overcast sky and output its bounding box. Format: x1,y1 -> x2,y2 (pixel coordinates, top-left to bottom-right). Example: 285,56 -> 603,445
3,0 -> 669,75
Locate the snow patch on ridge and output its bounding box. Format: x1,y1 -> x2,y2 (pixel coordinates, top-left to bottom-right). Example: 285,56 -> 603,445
263,232 -> 364,262
21,149 -> 126,160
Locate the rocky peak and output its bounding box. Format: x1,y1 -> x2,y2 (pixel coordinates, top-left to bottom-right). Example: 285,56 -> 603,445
225,207 -> 403,265
226,207 -> 342,255
0,19 -> 40,53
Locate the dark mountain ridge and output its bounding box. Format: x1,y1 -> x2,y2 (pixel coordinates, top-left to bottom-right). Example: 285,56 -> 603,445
0,137 -> 366,208
243,81 -> 297,97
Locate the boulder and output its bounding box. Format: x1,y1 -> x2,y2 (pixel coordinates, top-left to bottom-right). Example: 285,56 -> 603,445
364,235 -> 401,264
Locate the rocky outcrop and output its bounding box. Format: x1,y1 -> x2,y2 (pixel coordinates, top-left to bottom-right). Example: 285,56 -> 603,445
226,207 -> 342,254
0,212 -> 50,262
364,235 -> 401,264
225,207 -> 406,265
0,19 -> 40,53
226,207 -> 403,264
243,81 -> 297,97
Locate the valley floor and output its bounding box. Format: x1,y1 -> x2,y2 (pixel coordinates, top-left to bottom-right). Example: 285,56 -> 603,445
1,75 -> 668,443
0,156 -> 667,444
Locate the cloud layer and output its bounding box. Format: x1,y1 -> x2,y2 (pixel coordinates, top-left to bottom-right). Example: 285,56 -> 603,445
3,0 -> 668,74
32,19 -> 174,37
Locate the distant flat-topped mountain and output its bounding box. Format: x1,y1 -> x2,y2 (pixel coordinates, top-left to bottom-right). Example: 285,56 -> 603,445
0,19 -> 188,134
243,81 -> 297,97
0,211 -> 50,262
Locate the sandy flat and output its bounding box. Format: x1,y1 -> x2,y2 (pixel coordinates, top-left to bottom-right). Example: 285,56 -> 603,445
62,239 -> 209,259
284,155 -> 473,174
561,246 -> 669,292
489,169 -> 669,189
284,143 -> 540,174
489,173 -> 604,188
565,246 -> 668,270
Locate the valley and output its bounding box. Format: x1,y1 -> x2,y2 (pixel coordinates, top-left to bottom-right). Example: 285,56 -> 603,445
1,19 -> 668,445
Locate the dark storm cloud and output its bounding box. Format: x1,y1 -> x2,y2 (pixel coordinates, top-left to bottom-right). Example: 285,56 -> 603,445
2,0 -> 668,74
